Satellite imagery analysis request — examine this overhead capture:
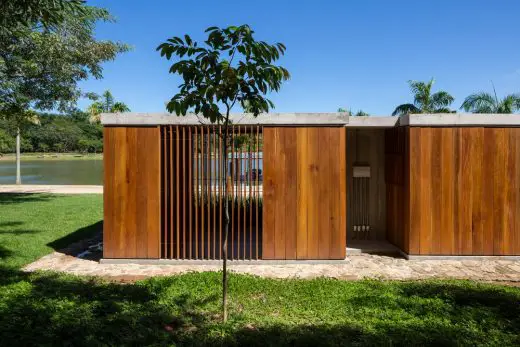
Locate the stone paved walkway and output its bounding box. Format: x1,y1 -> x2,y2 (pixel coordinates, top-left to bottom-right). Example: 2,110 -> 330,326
23,251 -> 520,283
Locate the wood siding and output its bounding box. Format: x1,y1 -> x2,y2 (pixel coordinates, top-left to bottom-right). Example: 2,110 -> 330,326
263,127 -> 347,260
399,127 -> 520,256
103,126 -> 161,259
384,127 -> 409,253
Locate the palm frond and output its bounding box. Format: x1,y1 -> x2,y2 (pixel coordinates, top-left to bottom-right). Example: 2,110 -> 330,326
409,78 -> 434,111
112,102 -> 130,113
431,91 -> 454,109
460,92 -> 496,113
392,103 -> 420,116
498,94 -> 520,113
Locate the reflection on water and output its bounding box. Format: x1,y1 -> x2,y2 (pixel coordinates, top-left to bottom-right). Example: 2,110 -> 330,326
0,160 -> 103,185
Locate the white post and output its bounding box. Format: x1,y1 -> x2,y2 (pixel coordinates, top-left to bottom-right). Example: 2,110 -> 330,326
15,126 -> 21,185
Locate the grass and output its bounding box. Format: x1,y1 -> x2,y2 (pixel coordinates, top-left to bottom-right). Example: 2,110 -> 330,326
0,271 -> 519,346
0,193 -> 519,346
0,193 -> 102,268
0,153 -> 103,161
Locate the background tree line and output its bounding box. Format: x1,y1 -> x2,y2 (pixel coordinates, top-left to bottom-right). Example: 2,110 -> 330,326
0,111 -> 103,154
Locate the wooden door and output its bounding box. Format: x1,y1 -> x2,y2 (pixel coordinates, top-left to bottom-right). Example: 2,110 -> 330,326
263,127 -> 346,259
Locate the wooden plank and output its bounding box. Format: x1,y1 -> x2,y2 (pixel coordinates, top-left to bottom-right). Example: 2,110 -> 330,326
408,127 -> 421,254
135,128 -> 148,258
296,128 -> 309,259
115,127 -> 128,258
103,127 -> 114,258
481,128 -> 495,255
306,128 -> 320,259
318,128 -> 331,259
330,127 -> 347,259
506,129 -> 517,255
430,128 -> 442,254
439,128 -> 455,255
419,128 -> 432,254
284,128 -> 298,259
458,128 -> 473,255
515,129 -> 520,254
471,128 -> 484,255
272,128 -> 286,259
403,128 -> 410,254
493,128 -> 506,255
262,127 -> 276,259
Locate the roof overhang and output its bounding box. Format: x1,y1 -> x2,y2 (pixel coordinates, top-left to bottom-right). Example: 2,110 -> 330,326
101,112 -> 349,126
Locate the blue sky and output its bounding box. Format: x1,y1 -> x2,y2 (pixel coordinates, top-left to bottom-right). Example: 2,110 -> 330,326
79,0 -> 520,115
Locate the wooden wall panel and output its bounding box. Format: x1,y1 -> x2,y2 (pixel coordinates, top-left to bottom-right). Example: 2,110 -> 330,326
405,127 -> 520,256
384,127 -> 408,253
103,126 -> 161,259
263,127 -> 346,260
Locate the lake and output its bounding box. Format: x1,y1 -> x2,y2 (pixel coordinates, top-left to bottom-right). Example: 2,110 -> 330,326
0,160 -> 103,185
0,155 -> 263,186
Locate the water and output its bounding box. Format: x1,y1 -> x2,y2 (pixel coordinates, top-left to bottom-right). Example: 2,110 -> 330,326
0,160 -> 103,185
0,154 -> 263,186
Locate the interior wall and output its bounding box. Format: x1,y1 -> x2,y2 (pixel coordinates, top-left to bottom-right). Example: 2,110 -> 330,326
346,128 -> 386,241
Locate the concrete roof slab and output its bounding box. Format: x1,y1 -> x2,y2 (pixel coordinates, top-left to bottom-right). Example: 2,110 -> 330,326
101,112 -> 349,126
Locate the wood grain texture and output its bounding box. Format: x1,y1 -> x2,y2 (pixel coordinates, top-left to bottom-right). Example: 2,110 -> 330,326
263,127 -> 347,260
404,127 -> 520,256
103,126 -> 161,259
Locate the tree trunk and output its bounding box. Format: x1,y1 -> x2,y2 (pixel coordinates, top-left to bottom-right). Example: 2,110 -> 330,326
15,127 -> 21,185
222,120 -> 230,322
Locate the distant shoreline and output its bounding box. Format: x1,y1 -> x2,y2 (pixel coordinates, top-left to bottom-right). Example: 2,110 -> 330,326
0,153 -> 103,161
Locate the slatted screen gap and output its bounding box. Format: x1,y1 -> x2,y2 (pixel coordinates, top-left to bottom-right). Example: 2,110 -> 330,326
160,125 -> 263,260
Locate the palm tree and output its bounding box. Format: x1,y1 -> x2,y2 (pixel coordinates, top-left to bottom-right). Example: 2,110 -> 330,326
87,90 -> 130,123
461,86 -> 520,114
392,78 -> 455,116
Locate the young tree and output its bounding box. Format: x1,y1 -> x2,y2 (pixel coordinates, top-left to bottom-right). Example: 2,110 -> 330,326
0,2 -> 129,183
158,24 -> 289,321
392,78 -> 455,116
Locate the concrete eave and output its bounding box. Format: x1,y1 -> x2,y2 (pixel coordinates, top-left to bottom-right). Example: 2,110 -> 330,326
100,112 -> 349,126
346,116 -> 398,128
400,113 -> 520,127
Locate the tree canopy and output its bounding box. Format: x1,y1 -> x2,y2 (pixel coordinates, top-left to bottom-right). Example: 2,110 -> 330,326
157,24 -> 290,123
392,78 -> 454,116
461,90 -> 520,114
0,0 -> 130,119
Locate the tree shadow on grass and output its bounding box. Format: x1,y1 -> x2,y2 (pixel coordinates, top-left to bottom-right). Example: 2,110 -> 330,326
0,268 -> 519,346
47,220 -> 103,256
0,244 -> 13,259
0,193 -> 55,205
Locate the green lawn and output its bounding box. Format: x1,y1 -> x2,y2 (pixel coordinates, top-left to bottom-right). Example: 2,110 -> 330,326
0,193 -> 103,268
1,194 -> 519,346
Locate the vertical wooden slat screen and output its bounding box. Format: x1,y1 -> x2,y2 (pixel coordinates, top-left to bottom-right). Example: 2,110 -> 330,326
160,125 -> 263,260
